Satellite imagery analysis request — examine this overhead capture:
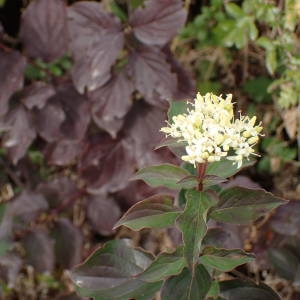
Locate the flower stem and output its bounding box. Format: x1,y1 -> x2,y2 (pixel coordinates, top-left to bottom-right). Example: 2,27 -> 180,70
196,162 -> 208,191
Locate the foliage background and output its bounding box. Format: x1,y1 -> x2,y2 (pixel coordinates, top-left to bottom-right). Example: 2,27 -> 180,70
0,0 -> 299,299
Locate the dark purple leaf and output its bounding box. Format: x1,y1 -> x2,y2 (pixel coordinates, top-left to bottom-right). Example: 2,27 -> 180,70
70,239 -> 160,300
268,245 -> 300,282
79,134 -> 135,194
92,117 -> 124,139
125,101 -> 177,167
55,83 -> 91,141
164,47 -> 195,99
221,175 -> 261,190
129,46 -> 177,105
68,2 -> 124,93
21,81 -> 55,109
89,70 -> 133,137
23,229 -> 55,273
0,49 -> 26,115
20,0 -> 68,62
37,177 -> 78,209
56,293 -> 85,300
35,83 -> 90,142
45,139 -> 83,166
86,194 -> 121,236
53,218 -> 83,269
117,180 -> 175,207
0,254 -> 22,286
1,105 -> 36,164
7,190 -> 48,228
269,201 -> 300,236
203,227 -> 244,250
220,279 -> 281,300
35,100 -> 65,142
130,0 -> 187,46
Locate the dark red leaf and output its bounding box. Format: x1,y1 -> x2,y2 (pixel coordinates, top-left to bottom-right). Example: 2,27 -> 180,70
22,229 -> 55,273
130,0 -> 187,46
37,177 -> 78,209
129,46 -> 177,105
86,194 -> 121,236
79,134 -> 135,194
53,218 -> 83,269
1,105 -> 36,164
20,0 -> 68,62
0,49 -> 26,115
89,69 -> 134,137
21,81 -> 55,109
44,139 -> 83,166
68,2 -> 124,93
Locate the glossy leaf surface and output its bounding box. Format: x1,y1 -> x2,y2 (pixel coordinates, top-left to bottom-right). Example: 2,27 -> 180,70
130,0 -> 187,46
20,0 -> 68,62
68,2 -> 124,93
139,248 -> 186,282
200,246 -> 254,272
210,187 -> 287,224
71,239 -> 161,300
161,265 -> 211,300
177,190 -> 217,269
219,279 -> 281,300
131,164 -> 190,189
115,194 -> 180,230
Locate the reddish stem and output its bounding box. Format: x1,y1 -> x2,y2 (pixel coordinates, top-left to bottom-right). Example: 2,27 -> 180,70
196,162 -> 208,191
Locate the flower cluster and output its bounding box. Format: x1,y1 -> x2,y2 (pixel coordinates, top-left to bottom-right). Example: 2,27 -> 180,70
161,93 -> 263,167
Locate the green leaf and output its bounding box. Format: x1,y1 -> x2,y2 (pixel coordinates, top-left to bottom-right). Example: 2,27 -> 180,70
161,265 -> 211,300
129,0 -> 145,10
220,279 -> 281,300
210,187 -> 287,224
0,240 -> 11,257
206,158 -> 255,179
110,1 -> 127,22
248,18 -> 258,41
243,77 -> 272,104
266,49 -> 278,75
177,190 -> 218,269
114,194 -> 181,230
203,175 -> 227,189
131,164 -> 191,189
177,175 -> 198,189
256,37 -> 274,51
139,248 -> 186,282
200,247 -> 254,272
71,239 -> 162,300
225,3 -> 245,19
207,281 -> 220,299
168,101 -> 189,123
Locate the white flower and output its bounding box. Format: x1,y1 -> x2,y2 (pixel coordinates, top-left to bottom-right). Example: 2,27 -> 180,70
161,92 -> 263,166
